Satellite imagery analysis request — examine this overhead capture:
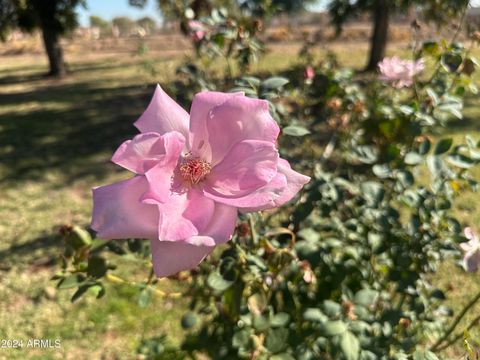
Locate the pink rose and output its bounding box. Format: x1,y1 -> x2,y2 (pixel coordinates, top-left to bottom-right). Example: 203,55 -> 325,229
304,65 -> 315,81
188,20 -> 206,42
460,227 -> 480,272
378,56 -> 424,88
91,85 -> 310,277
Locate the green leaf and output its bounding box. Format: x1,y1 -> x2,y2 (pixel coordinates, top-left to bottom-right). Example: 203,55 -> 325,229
261,77 -> 289,90
322,300 -> 342,317
265,328 -> 288,353
447,154 -> 474,168
253,315 -> 270,331
282,125 -> 310,137
138,287 -> 152,308
434,138 -> 453,155
426,155 -> 443,177
419,138 -> 431,155
354,289 -> 379,307
404,152 -> 423,165
57,274 -> 86,289
89,284 -> 105,299
87,256 -> 108,278
441,53 -> 463,72
271,313 -> 290,328
67,226 -> 92,249
319,320 -> 347,337
303,308 -> 327,323
422,41 -> 440,56
372,164 -> 391,178
71,285 -> 90,302
232,329 -> 250,348
355,145 -> 378,164
361,181 -> 384,206
181,312 -> 198,329
207,272 -> 234,292
339,331 -> 360,360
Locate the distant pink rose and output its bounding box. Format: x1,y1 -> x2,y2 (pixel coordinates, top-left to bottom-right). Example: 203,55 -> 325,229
188,20 -> 206,42
304,65 -> 315,81
91,85 -> 310,277
378,56 -> 424,88
460,227 -> 480,272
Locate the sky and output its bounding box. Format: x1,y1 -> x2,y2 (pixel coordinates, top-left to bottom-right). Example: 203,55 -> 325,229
77,0 -> 480,27
77,1 -> 163,26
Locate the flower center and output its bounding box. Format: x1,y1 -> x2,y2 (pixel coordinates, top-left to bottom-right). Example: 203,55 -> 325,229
179,156 -> 212,184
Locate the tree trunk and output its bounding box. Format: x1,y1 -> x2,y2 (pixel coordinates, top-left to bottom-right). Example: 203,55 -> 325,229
365,0 -> 390,72
40,24 -> 66,77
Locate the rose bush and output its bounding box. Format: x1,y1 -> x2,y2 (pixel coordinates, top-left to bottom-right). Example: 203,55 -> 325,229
54,9 -> 480,359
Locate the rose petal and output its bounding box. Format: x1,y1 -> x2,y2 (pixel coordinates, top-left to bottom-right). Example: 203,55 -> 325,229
206,96 -> 280,164
203,140 -> 279,206
185,202 -> 237,246
147,189 -> 215,241
91,176 -> 158,239
112,131 -> 185,175
134,84 -> 189,139
464,227 -> 478,242
238,158 -> 310,213
463,249 -> 480,272
460,241 -> 474,252
139,132 -> 185,203
150,239 -> 213,277
188,91 -> 244,160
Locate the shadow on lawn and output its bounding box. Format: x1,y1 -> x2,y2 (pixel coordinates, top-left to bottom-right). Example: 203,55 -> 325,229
0,74 -> 169,185
0,232 -> 60,268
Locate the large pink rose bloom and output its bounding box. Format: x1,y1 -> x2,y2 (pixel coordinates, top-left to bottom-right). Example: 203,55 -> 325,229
378,56 -> 424,88
91,85 -> 310,277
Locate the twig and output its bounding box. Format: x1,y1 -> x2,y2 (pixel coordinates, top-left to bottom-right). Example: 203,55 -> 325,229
435,313 -> 480,351
105,273 -> 181,299
430,288 -> 480,352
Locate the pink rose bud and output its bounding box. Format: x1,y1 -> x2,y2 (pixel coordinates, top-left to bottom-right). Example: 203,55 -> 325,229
304,65 -> 315,81
91,85 -> 310,277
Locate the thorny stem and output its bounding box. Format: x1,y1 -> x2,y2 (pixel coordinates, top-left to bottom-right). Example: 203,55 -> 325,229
430,287 -> 480,352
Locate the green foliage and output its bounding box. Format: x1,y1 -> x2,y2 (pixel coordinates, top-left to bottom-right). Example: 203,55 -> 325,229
328,0 -> 469,33
89,15 -> 109,29
137,16 -> 157,32
0,0 -> 86,39
52,14 -> 480,360
161,37 -> 478,359
112,16 -> 135,36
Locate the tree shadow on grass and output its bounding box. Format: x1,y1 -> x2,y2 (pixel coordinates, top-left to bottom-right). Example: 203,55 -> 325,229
0,80 -> 166,186
0,232 -> 61,269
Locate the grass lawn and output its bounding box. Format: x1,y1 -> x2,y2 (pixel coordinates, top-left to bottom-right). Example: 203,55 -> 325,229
0,38 -> 479,358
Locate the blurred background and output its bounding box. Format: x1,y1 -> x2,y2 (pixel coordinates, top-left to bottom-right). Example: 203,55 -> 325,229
1,0 -> 480,359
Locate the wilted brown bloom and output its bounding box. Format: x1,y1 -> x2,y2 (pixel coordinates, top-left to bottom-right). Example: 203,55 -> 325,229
399,317 -> 411,329
342,301 -> 357,320
326,97 -> 342,111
